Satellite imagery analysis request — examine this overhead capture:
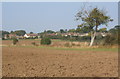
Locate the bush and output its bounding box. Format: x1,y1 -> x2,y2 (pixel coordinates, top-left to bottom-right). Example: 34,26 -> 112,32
64,42 -> 72,47
31,42 -> 36,46
103,34 -> 116,46
13,38 -> 18,45
31,42 -> 39,46
41,37 -> 51,45
71,43 -> 76,46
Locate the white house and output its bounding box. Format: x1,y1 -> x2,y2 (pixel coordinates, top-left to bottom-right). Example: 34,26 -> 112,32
24,34 -> 38,38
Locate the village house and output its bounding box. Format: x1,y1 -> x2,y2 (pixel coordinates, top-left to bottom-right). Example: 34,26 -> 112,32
61,32 -> 89,37
16,36 -> 24,39
4,34 -> 9,39
8,34 -> 17,39
61,32 -> 109,37
4,34 -> 24,39
96,32 -> 109,37
78,33 -> 89,37
61,32 -> 77,37
24,34 -> 38,38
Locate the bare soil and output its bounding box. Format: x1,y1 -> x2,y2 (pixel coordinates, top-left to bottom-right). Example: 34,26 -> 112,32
2,47 -> 118,77
2,45 -> 118,77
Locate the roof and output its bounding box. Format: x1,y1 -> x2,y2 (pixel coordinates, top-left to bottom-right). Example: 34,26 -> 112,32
25,34 -> 38,36
9,34 -> 17,36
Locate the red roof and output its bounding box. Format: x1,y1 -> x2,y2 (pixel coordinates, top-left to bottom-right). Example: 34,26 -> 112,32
26,34 -> 38,36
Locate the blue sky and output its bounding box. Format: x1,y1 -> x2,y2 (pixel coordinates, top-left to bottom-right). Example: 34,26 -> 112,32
2,2 -> 118,33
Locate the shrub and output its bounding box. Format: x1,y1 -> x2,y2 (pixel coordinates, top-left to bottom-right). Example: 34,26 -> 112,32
71,43 -> 76,46
31,42 -> 39,46
41,37 -> 51,45
13,38 -> 18,45
31,42 -> 36,46
64,42 -> 72,47
103,34 -> 116,46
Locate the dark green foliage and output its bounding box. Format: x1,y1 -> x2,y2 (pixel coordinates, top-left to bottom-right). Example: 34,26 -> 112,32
10,31 -> 14,34
12,30 -> 26,36
93,25 -> 119,46
30,32 -> 33,34
12,38 -> 18,45
41,37 -> 51,45
45,35 -> 62,39
95,35 -> 104,40
31,42 -> 39,46
103,34 -> 118,46
76,7 -> 113,46
0,30 -> 9,39
60,29 -> 65,33
59,29 -> 67,33
76,26 -> 91,33
45,30 -> 55,34
106,25 -> 120,45
68,29 -> 76,33
98,28 -> 107,32
31,42 -> 36,45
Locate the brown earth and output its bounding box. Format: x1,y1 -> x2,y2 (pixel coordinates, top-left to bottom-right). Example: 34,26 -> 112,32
2,45 -> 118,77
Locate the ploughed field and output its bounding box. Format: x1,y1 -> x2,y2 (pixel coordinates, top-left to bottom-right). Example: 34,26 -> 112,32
2,40 -> 118,77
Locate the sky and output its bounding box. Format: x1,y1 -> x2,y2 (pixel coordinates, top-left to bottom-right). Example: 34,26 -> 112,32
1,2 -> 118,33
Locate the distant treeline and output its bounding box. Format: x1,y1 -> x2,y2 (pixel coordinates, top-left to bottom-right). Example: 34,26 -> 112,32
1,25 -> 119,43
1,25 -> 120,37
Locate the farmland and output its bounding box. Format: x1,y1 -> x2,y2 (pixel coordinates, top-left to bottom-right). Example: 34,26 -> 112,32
2,39 -> 118,77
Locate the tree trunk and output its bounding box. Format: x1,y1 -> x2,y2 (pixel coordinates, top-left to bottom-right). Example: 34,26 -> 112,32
89,31 -> 96,47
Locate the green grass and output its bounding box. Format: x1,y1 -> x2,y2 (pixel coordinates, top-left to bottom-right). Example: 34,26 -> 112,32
2,39 -> 118,52
5,45 -> 118,52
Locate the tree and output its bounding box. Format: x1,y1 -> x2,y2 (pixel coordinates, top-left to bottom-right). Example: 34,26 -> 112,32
13,30 -> 26,36
12,37 -> 18,45
30,32 -> 33,34
60,29 -> 65,33
45,30 -> 55,34
98,28 -> 107,32
76,25 -> 91,33
41,37 -> 51,45
109,25 -> 120,34
1,30 -> 9,39
108,25 -> 120,45
68,29 -> 76,33
10,31 -> 14,34
76,7 -> 113,46
114,25 -> 120,29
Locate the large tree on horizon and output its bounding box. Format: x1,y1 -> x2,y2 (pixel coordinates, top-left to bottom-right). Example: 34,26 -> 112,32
76,7 -> 113,46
